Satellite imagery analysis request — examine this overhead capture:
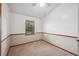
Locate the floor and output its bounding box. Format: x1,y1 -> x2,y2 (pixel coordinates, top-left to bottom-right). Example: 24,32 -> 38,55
8,40 -> 74,56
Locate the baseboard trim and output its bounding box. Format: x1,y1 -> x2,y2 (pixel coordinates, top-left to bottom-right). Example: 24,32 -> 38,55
10,39 -> 42,47
7,39 -> 78,56
2,32 -> 78,56
1,32 -> 78,43
1,35 -> 10,43
1,32 -> 42,43
42,40 -> 78,56
10,32 -> 42,35
42,32 -> 78,38
10,32 -> 78,40
7,39 -> 42,56
10,33 -> 24,35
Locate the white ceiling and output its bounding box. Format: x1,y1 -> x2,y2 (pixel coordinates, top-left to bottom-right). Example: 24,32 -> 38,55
9,3 -> 61,18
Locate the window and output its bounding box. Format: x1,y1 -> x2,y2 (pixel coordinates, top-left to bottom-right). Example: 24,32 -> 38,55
25,20 -> 35,35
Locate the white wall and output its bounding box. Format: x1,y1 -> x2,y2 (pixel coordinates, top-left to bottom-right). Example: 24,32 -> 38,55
2,3 -> 10,40
43,3 -> 78,55
10,12 -> 43,46
43,3 -> 78,37
1,3 -> 10,56
10,12 -> 43,34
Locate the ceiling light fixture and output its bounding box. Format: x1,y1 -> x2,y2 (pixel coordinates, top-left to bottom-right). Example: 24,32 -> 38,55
39,3 -> 48,7
33,3 -> 48,7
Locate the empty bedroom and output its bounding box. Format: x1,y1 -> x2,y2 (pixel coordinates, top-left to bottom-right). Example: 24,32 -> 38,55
1,3 -> 79,56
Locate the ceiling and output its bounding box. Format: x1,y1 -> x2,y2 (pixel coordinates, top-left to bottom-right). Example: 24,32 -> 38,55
9,3 -> 61,18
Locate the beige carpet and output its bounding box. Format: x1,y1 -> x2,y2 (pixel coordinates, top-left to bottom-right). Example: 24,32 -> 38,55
8,40 -> 74,56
